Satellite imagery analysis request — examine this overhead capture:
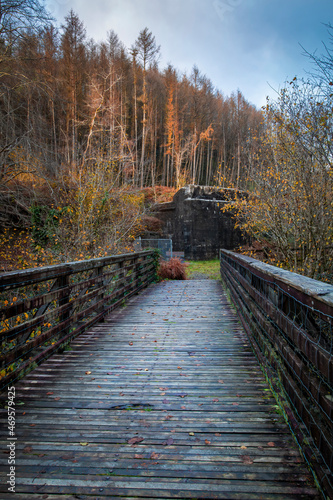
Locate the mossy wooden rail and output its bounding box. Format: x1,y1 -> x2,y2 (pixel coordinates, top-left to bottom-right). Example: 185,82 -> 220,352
220,249 -> 333,498
0,250 -> 157,391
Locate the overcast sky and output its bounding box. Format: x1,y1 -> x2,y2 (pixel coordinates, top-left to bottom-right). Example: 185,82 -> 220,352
45,0 -> 333,108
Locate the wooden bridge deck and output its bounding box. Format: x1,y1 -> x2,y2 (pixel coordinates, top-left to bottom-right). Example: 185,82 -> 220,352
0,280 -> 320,499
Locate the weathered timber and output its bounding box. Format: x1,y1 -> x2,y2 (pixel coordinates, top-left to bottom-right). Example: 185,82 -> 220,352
0,251 -> 156,390
0,280 -> 320,499
220,249 -> 333,499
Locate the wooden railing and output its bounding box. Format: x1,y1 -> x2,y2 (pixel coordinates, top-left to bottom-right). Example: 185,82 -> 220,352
220,249 -> 333,498
0,250 -> 157,392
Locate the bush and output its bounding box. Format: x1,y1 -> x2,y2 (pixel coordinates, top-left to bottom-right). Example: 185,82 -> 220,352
157,257 -> 187,280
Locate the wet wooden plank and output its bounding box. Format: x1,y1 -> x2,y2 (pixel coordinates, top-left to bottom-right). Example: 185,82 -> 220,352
0,280 -> 321,498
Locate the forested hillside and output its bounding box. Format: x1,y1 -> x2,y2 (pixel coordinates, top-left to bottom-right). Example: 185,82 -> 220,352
1,2 -> 332,283
0,2 -> 263,268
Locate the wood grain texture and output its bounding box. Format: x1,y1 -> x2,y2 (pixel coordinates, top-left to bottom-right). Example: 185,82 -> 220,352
0,280 -> 320,498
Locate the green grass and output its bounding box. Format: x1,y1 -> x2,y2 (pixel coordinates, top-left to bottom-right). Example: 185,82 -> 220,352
186,259 -> 221,280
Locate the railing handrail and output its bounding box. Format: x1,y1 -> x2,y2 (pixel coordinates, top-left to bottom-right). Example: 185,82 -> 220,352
221,249 -> 333,315
220,249 -> 333,499
0,250 -> 157,392
0,250 -> 154,289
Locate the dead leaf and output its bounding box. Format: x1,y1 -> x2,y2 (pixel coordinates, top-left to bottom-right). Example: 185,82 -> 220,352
150,452 -> 160,459
218,380 -> 224,384
241,445 -> 247,449
128,436 -> 144,446
189,432 -> 195,436
240,455 -> 254,465
129,342 -> 133,346
163,438 -> 174,446
134,454 -> 144,459
85,371 -> 91,375
205,439 -> 211,445
54,397 -> 60,401
213,398 -> 219,402
215,433 -> 221,436
177,366 -> 182,369
46,392 -> 53,395
23,446 -> 33,453
267,442 -> 275,447
80,442 -> 88,446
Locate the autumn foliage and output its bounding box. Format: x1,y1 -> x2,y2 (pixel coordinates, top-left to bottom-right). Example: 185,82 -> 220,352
222,74 -> 333,282
157,258 -> 188,280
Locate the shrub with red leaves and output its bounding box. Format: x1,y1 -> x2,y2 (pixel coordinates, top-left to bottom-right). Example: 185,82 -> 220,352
157,257 -> 187,280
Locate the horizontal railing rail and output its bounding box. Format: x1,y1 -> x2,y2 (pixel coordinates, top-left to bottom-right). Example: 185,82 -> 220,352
0,250 -> 157,392
220,249 -> 333,498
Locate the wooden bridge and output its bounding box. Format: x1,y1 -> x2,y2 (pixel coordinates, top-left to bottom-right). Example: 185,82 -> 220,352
0,250 -> 332,498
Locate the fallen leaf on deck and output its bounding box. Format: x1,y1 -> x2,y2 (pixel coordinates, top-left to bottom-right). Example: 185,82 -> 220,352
135,454 -> 144,459
150,452 -> 160,459
46,392 -> 53,395
241,445 -> 247,449
267,442 -> 275,447
205,439 -> 211,445
128,437 -> 144,445
163,438 -> 174,446
218,380 -> 224,384
80,442 -> 89,446
189,432 -> 195,436
213,398 -> 219,402
240,455 -> 254,465
85,371 -> 91,375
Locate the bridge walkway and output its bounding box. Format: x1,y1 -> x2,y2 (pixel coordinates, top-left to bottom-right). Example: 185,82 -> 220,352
0,280 -> 320,499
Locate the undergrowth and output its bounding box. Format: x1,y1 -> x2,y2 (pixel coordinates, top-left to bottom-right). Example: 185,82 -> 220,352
157,258 -> 188,280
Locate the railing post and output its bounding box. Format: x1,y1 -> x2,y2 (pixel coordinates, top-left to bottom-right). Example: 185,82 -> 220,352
57,273 -> 71,339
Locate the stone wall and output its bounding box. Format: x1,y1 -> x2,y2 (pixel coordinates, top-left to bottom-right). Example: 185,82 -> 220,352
152,185 -> 249,260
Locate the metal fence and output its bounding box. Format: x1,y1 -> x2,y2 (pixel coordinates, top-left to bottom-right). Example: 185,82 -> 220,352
134,238 -> 173,260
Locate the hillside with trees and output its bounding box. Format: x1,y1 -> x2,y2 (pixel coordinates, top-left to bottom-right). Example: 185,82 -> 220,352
1,1 -> 332,283
0,2 -> 263,269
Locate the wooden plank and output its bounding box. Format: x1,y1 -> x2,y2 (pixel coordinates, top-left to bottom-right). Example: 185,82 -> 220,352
0,280 -> 321,499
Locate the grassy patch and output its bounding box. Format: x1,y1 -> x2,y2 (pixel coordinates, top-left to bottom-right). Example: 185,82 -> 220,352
186,260 -> 221,280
